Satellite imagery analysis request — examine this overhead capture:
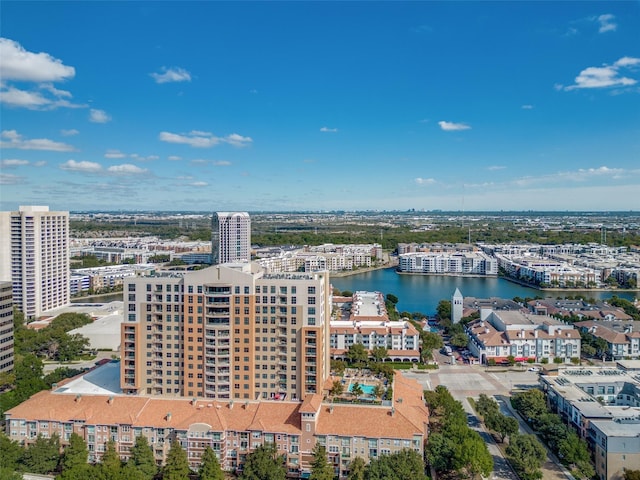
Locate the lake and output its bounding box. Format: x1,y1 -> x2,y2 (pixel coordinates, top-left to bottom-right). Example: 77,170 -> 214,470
330,268 -> 638,317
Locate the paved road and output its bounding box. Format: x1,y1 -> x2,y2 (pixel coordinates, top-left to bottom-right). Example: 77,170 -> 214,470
404,364 -> 572,480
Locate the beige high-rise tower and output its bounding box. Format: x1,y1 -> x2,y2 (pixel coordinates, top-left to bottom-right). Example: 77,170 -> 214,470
121,262 -> 331,401
0,206 -> 69,319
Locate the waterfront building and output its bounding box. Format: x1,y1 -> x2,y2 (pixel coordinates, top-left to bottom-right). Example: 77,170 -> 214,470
465,309 -> 581,364
211,212 -> 251,265
540,366 -> 640,480
4,364 -> 429,478
398,251 -> 497,275
330,292 -> 420,362
0,206 -> 69,319
71,264 -> 156,295
0,281 -> 14,373
527,299 -> 632,321
121,263 -> 330,402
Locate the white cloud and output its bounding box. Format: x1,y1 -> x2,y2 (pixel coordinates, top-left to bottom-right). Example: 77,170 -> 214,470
0,39 -> 85,110
224,133 -> 252,147
596,14 -> 617,33
159,130 -> 252,148
0,38 -> 75,82
104,149 -> 126,159
60,160 -> 149,176
563,57 -> 639,91
214,160 -> 231,166
61,129 -> 79,136
34,160 -> 46,167
107,164 -> 148,175
130,153 -> 159,161
150,67 -> 192,84
488,165 -> 506,171
511,165 -> 631,187
0,130 -> 75,151
414,177 -> 436,185
168,155 -> 182,161
0,159 -> 29,167
0,173 -> 25,185
190,181 -> 208,187
60,159 -> 103,173
89,109 -> 111,123
521,104 -> 534,110
438,121 -> 471,131
320,127 -> 338,133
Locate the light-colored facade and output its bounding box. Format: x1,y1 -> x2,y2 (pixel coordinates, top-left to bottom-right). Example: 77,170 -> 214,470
575,321 -> 640,360
4,371 -> 428,479
330,291 -> 420,361
121,263 -> 331,402
211,212 -> 251,265
465,309 -> 581,364
0,281 -> 14,373
0,206 -> 69,319
398,251 -> 497,275
540,367 -> 640,480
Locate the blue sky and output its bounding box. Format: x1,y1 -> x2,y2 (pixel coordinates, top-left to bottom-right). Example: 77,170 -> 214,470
1,1 -> 639,212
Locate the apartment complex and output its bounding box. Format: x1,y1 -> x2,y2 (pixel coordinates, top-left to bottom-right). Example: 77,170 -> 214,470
0,281 -> 14,373
121,263 -> 330,402
398,251 -> 497,275
575,321 -> 640,360
331,292 -> 420,361
0,206 -> 69,319
4,367 -> 428,478
540,365 -> 640,480
211,212 -> 251,265
465,309 -> 581,364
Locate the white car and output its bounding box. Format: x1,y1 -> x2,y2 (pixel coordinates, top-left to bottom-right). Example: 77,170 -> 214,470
528,367 -> 540,372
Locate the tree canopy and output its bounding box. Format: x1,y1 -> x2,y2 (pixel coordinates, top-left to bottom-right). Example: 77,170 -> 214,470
240,443 -> 286,480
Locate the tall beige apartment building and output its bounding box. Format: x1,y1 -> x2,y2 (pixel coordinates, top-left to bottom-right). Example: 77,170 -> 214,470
121,262 -> 330,401
0,206 -> 69,319
0,281 -> 14,373
211,212 -> 251,265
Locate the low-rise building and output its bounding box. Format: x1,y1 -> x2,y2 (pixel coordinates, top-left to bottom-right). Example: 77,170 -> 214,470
540,366 -> 640,480
330,292 -> 420,362
4,365 -> 428,479
575,321 -> 640,360
398,251 -> 497,275
465,309 -> 581,364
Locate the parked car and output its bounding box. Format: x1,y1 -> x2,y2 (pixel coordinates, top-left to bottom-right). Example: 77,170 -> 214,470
528,367 -> 540,372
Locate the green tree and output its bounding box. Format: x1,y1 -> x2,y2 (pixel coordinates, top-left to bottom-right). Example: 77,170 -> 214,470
512,389 -> 548,424
450,332 -> 469,348
459,429 -> 494,478
62,432 -> 88,471
99,439 -> 122,480
419,331 -> 443,352
350,382 -> 363,400
506,434 -> 546,480
21,433 -> 61,474
436,300 -> 451,322
240,443 -> 285,480
58,464 -> 95,480
475,394 -> 499,418
558,431 -> 594,479
346,344 -> 368,364
309,444 -> 334,480
329,379 -> 343,396
0,432 -> 24,471
129,435 -> 157,480
163,440 -> 190,480
199,446 -> 224,480
346,456 -> 366,480
486,413 -> 519,442
370,346 -> 388,362
366,449 -> 426,480
0,467 -> 25,480
372,384 -> 385,399
624,470 -> 640,480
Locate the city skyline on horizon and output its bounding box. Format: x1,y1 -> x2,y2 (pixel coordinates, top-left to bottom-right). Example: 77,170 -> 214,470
1,2 -> 639,212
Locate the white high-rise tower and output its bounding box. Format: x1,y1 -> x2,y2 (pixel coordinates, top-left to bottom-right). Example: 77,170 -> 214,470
211,212 -> 251,265
0,206 -> 69,319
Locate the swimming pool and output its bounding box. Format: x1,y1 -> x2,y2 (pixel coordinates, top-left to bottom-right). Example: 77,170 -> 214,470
348,383 -> 376,395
